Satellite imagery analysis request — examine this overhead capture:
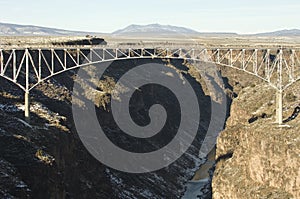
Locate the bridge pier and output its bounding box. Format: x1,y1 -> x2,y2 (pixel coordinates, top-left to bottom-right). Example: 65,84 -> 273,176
276,90 -> 283,125
24,49 -> 30,123
24,91 -> 30,122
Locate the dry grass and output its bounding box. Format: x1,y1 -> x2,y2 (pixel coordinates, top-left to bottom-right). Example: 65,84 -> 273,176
1,35 -> 300,48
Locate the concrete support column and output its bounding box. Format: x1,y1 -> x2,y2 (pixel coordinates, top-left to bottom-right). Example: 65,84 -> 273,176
24,91 -> 30,122
276,49 -> 283,125
276,90 -> 283,125
25,49 -> 30,122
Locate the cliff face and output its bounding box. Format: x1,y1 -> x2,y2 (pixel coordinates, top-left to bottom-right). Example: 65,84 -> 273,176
212,83 -> 300,199
0,57 -> 216,198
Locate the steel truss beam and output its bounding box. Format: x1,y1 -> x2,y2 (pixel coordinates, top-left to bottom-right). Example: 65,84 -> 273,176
0,47 -> 299,124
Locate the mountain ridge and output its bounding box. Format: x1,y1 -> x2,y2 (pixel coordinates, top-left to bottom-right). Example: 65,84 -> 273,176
112,23 -> 201,36
0,22 -> 299,37
254,29 -> 300,36
0,22 -> 102,36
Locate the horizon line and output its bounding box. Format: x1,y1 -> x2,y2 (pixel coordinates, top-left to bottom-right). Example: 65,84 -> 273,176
0,21 -> 299,35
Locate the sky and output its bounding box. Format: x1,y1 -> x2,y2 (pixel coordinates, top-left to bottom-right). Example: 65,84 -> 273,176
0,0 -> 299,34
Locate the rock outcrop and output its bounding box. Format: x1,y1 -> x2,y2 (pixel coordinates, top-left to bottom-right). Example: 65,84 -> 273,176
212,83 -> 300,199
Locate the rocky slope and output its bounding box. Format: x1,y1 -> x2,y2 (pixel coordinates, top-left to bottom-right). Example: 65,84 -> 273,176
0,54 -> 224,198
212,80 -> 300,198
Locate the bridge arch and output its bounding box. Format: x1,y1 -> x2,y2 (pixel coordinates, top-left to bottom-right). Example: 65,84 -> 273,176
0,47 -> 299,124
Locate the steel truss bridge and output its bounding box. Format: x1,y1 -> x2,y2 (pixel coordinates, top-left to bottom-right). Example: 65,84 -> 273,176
0,46 -> 300,124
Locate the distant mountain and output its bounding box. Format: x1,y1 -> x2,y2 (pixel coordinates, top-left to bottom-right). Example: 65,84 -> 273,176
254,29 -> 300,36
112,24 -> 201,36
0,22 -> 299,37
112,24 -> 239,37
0,22 -> 101,36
